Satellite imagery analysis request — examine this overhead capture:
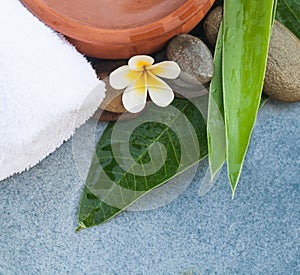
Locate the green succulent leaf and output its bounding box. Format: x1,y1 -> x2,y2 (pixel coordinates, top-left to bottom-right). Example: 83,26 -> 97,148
207,19 -> 269,182
276,0 -> 300,39
207,21 -> 225,180
77,98 -> 208,229
222,0 -> 276,196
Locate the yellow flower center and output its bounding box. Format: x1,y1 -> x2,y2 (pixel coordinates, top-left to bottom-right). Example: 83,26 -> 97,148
136,60 -> 151,69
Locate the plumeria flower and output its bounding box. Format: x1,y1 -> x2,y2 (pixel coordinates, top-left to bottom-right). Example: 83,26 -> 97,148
109,55 -> 181,113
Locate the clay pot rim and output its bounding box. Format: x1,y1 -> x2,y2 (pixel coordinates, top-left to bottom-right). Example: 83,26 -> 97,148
21,0 -> 214,44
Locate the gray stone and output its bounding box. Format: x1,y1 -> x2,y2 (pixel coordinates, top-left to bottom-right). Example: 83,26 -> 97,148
94,59 -> 128,80
154,49 -> 167,62
203,5 -> 223,47
167,34 -> 214,85
264,21 -> 300,102
99,78 -> 126,114
94,60 -> 127,114
165,72 -> 209,99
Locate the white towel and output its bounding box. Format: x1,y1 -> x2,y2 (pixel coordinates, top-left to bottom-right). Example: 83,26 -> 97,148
0,0 -> 105,181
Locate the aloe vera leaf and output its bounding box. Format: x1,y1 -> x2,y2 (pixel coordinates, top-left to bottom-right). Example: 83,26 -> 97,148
207,21 -> 225,179
222,0 -> 276,196
207,20 -> 269,182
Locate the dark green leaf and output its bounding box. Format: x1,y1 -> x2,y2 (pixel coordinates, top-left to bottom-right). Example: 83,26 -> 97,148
276,0 -> 300,39
78,98 -> 208,229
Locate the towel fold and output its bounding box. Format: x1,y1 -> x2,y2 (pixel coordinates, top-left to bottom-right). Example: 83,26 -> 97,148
0,0 -> 105,181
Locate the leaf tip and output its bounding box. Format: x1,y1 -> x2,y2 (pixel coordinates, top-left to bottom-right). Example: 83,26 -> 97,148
231,189 -> 236,200
75,224 -> 85,233
229,173 -> 240,200
209,166 -> 215,182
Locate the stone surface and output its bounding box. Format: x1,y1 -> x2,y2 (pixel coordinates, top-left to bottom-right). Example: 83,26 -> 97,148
264,21 -> 300,102
0,100 -> 299,274
93,108 -> 143,121
99,78 -> 126,114
154,49 -> 209,99
203,5 -> 223,47
153,49 -> 167,63
94,60 -> 128,113
165,75 -> 209,99
167,34 -> 214,84
94,60 -> 128,80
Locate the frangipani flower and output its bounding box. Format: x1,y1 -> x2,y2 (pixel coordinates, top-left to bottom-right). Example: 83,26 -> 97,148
109,55 -> 181,113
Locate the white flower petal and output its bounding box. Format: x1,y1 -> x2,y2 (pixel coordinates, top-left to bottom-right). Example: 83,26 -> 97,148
147,72 -> 174,107
122,73 -> 147,113
150,61 -> 181,79
128,55 -> 154,70
109,65 -> 142,89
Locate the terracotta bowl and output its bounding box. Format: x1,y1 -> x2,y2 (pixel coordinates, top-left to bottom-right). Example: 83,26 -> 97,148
21,0 -> 215,59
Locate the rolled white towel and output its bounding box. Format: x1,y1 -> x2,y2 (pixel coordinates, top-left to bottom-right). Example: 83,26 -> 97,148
0,0 -> 105,181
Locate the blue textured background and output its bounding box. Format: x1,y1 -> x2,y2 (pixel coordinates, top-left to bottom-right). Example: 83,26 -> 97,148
0,99 -> 299,274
